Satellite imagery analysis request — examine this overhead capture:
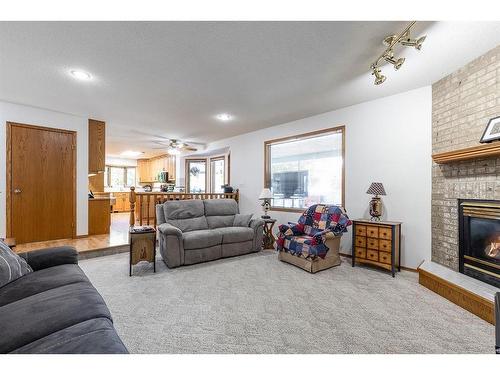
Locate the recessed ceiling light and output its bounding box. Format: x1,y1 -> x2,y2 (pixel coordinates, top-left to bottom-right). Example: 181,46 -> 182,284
70,69 -> 92,81
120,150 -> 144,157
215,113 -> 233,122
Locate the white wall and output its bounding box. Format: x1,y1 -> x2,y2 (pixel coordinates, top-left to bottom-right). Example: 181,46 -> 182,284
0,101 -> 88,237
206,87 -> 432,269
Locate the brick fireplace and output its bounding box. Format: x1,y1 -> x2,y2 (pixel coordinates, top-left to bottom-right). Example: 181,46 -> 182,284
432,45 -> 500,272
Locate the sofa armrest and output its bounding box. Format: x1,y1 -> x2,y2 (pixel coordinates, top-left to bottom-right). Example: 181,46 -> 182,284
157,223 -> 184,268
19,246 -> 78,271
158,223 -> 182,237
249,218 -> 265,230
249,218 -> 265,252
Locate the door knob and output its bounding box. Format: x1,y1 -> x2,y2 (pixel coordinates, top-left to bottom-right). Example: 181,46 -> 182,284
14,188 -> 22,194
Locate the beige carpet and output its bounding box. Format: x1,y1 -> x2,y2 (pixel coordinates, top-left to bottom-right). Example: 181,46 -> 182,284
80,251 -> 495,353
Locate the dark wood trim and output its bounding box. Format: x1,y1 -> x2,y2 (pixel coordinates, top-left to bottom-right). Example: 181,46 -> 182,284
6,122 -> 77,239
418,267 -> 495,324
263,125 -> 346,209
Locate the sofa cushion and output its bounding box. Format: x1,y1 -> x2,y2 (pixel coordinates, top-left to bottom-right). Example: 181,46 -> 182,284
0,282 -> 112,353
216,227 -> 254,244
183,229 -> 223,250
0,240 -> 32,288
0,264 -> 88,308
204,199 -> 239,216
207,215 -> 235,229
164,199 -> 205,219
164,200 -> 209,232
11,318 -> 128,354
168,216 -> 209,232
233,213 -> 253,227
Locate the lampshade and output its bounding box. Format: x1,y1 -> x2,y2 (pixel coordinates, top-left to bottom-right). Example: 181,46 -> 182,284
366,182 -> 386,196
258,188 -> 272,200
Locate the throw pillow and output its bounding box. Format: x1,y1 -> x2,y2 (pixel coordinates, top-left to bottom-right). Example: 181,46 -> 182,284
0,240 -> 32,288
233,214 -> 253,227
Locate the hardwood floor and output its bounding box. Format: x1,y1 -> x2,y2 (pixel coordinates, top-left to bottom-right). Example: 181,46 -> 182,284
14,212 -> 130,254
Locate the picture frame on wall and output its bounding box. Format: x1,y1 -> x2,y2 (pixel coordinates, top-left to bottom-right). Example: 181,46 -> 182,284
479,116 -> 500,143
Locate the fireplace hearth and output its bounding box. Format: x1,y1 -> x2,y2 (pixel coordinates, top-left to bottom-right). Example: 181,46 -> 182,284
459,199 -> 500,287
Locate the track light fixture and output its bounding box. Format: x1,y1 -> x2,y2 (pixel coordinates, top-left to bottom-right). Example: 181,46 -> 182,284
400,34 -> 426,50
369,21 -> 426,85
371,67 -> 386,85
383,50 -> 405,70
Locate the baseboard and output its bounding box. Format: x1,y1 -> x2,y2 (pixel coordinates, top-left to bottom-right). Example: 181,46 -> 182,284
418,267 -> 495,325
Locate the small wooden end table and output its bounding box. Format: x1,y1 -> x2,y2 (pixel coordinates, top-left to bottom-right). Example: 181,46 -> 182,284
262,218 -> 277,249
129,227 -> 156,276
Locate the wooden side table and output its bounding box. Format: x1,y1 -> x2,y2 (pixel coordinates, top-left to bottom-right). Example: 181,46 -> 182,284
351,219 -> 402,277
129,227 -> 156,276
263,218 -> 277,249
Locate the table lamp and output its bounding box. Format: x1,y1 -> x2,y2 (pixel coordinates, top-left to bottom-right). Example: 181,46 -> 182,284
258,188 -> 272,219
366,182 -> 386,221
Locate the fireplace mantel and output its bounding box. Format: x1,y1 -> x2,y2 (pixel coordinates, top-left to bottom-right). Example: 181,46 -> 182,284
432,142 -> 500,164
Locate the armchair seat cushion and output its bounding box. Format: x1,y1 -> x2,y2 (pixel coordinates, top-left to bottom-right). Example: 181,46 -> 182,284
183,230 -> 222,250
216,227 -> 254,244
280,235 -> 329,259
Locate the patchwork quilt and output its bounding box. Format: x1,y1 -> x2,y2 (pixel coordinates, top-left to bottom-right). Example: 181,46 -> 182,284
276,204 -> 351,259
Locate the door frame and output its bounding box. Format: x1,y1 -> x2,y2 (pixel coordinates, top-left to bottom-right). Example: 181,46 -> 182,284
6,122 -> 77,240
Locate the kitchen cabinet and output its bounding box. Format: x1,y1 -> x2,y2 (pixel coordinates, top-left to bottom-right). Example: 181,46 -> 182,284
88,198 -> 110,235
137,155 -> 176,183
88,119 -> 105,174
112,192 -> 131,212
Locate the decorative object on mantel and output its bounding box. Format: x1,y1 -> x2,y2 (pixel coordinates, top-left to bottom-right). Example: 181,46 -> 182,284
370,21 -> 426,85
366,182 -> 386,221
480,116 -> 500,143
432,142 -> 500,164
258,188 -> 272,219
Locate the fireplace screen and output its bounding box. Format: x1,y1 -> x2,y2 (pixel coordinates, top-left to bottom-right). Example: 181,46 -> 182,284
459,199 -> 500,288
469,217 -> 500,262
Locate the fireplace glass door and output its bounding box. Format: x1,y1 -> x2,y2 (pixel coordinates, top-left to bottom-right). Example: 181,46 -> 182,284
459,199 -> 500,287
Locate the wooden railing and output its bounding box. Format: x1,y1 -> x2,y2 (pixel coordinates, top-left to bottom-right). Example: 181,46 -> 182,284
129,186 -> 239,227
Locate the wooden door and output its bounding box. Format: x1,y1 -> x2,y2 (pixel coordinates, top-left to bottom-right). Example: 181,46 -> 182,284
7,122 -> 76,244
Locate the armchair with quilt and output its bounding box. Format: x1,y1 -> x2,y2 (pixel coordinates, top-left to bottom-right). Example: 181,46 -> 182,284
276,204 -> 351,273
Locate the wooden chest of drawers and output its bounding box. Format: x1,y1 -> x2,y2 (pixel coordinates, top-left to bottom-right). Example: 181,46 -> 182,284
352,219 -> 402,277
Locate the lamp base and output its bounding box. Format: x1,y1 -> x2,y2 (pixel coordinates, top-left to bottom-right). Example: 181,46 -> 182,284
261,215 -> 271,219
369,196 -> 383,221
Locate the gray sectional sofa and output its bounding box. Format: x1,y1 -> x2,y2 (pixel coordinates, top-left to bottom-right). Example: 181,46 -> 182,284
0,246 -> 128,354
156,199 -> 264,267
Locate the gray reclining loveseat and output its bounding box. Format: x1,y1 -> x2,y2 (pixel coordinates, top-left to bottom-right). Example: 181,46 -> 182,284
156,199 -> 264,267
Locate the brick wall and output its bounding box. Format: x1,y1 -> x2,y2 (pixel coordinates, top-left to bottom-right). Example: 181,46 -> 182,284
432,45 -> 500,269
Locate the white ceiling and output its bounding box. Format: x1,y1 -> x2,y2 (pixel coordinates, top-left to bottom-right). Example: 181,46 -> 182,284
1,21 -> 499,158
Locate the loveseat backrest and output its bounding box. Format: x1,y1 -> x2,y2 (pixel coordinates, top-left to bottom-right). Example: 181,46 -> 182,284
163,200 -> 208,232
204,199 -> 239,229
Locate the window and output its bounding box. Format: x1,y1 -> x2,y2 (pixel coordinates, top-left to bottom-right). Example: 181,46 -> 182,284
105,166 -> 137,188
210,157 -> 225,193
264,126 -> 344,211
185,154 -> 230,193
186,159 -> 207,193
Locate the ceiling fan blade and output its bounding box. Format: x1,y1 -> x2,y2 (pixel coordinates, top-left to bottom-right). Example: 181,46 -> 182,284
183,147 -> 198,151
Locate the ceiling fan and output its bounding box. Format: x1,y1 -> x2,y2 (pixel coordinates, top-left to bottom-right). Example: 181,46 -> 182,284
152,138 -> 202,155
